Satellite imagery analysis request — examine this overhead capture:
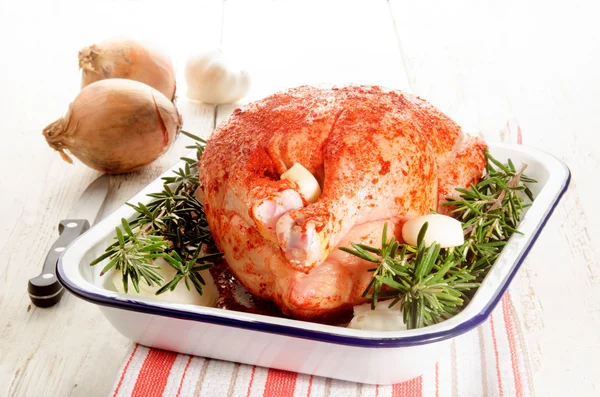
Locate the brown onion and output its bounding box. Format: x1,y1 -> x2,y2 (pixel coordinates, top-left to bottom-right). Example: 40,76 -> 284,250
43,79 -> 181,174
78,38 -> 176,100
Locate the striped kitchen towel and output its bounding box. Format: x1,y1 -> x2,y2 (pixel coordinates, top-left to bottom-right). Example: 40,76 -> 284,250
110,292 -> 534,397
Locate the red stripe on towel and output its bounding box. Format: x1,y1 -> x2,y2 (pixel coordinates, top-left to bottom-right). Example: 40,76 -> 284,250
392,376 -> 423,397
503,294 -> 524,397
131,349 -> 178,397
489,314 -> 505,397
175,356 -> 193,397
306,375 -> 314,397
246,366 -> 256,397
263,369 -> 298,397
435,363 -> 439,397
112,344 -> 139,397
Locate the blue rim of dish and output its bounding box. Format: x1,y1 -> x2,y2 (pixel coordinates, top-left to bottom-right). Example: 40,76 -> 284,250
57,166 -> 570,349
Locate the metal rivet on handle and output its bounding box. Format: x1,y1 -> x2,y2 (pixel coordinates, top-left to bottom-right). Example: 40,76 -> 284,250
42,274 -> 54,279
66,222 -> 78,228
55,247 -> 65,252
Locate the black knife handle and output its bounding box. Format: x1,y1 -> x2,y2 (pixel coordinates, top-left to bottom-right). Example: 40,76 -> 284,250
28,219 -> 90,308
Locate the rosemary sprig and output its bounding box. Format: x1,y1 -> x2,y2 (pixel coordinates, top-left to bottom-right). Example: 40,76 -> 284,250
91,131 -> 222,295
89,218 -> 167,293
341,222 -> 479,329
341,150 -> 535,329
448,150 -> 536,276
157,246 -> 223,296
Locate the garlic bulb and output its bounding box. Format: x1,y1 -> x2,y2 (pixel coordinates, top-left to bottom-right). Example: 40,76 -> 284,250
184,49 -> 251,104
402,214 -> 464,248
110,257 -> 218,307
348,301 -> 407,331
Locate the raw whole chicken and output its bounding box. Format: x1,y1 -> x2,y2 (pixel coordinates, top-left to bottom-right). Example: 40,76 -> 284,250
199,85 -> 486,320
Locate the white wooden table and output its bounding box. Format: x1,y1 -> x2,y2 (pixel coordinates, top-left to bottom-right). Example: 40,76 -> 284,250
1,1 -> 599,396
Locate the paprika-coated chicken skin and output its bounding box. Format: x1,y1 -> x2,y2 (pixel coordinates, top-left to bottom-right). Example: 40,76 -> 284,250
199,85 -> 486,320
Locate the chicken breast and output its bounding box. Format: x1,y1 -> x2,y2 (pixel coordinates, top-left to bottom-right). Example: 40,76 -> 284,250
199,85 -> 486,320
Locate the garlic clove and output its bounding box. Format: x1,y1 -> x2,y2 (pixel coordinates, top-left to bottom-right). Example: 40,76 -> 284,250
402,214 -> 464,248
402,214 -> 465,248
280,163 -> 322,203
184,49 -> 251,105
348,301 -> 407,331
110,257 -> 218,307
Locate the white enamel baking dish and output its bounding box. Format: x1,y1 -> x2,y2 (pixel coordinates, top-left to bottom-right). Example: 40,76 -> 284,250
57,143 -> 569,385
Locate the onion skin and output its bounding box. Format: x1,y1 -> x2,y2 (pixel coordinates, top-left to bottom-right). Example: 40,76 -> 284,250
43,79 -> 181,174
79,38 -> 176,100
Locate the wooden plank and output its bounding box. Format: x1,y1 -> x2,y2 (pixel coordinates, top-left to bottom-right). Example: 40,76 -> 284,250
0,1 -> 223,396
388,1 -> 600,395
215,0 -> 410,123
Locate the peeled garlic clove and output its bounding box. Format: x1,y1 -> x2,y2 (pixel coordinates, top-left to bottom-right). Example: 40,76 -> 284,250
348,301 -> 407,331
402,214 -> 464,248
280,163 -> 322,203
185,49 -> 251,104
110,257 -> 218,307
